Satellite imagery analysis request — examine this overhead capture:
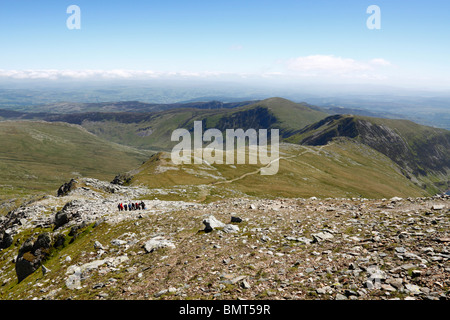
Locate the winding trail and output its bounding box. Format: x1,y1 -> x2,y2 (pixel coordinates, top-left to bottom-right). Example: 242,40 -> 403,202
194,143 -> 333,202
211,143 -> 332,186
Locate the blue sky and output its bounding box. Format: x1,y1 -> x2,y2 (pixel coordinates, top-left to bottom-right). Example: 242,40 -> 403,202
0,0 -> 449,90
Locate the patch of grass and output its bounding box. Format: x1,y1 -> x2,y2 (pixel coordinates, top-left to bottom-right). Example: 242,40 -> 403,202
344,226 -> 355,235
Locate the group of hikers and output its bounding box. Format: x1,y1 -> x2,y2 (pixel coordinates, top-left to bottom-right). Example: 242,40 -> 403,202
118,201 -> 146,211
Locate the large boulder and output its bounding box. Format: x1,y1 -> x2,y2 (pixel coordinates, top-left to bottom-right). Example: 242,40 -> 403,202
143,237 -> 175,253
15,233 -> 52,282
54,211 -> 69,230
203,216 -> 226,233
54,200 -> 79,230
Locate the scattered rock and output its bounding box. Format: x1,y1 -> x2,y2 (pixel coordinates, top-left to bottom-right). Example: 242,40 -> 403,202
65,256 -> 129,290
405,284 -> 421,295
223,224 -> 239,233
231,216 -> 243,223
411,270 -> 422,278
42,265 -> 50,276
241,280 -> 251,289
94,241 -> 105,250
312,231 -> 334,243
335,293 -> 348,300
386,278 -> 403,290
366,266 -> 387,282
286,236 -> 312,244
395,247 -> 406,254
344,289 -> 358,297
111,239 -> 127,246
381,284 -> 396,292
221,274 -> 246,285
365,280 -> 375,290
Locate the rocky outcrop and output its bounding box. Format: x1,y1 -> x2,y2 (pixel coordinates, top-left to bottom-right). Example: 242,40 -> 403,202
65,255 -> 130,290
15,233 -> 52,283
57,179 -> 78,197
111,173 -> 134,186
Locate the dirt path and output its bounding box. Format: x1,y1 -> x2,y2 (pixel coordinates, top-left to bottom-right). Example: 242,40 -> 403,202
194,143 -> 332,202
211,143 -> 332,186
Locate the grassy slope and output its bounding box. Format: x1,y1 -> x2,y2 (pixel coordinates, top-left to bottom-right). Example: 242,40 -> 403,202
0,121 -> 152,203
81,108 -> 226,151
127,139 -> 427,200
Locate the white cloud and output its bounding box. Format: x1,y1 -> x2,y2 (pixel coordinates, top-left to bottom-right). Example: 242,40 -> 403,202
369,58 -> 392,67
0,69 -> 232,80
285,55 -> 393,80
229,44 -> 244,51
0,56 -> 393,84
287,55 -> 371,73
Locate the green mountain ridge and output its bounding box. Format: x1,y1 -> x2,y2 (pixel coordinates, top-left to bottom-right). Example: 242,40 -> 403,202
0,97 -> 448,206
43,97 -> 327,151
286,114 -> 450,194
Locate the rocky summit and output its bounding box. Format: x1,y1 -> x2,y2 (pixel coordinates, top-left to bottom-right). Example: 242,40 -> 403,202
0,177 -> 448,300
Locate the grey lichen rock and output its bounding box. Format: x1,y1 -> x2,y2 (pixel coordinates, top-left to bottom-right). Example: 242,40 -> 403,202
143,236 -> 175,253
312,231 -> 334,243
223,224 -> 240,233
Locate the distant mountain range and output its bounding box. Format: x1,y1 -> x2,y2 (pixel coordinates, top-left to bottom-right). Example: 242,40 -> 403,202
0,97 -> 448,205
1,83 -> 449,130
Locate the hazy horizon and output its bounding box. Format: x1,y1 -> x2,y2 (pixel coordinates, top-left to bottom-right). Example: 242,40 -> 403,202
1,1 -> 449,93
